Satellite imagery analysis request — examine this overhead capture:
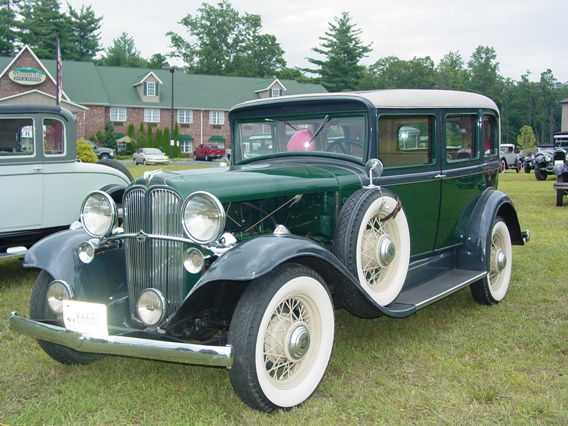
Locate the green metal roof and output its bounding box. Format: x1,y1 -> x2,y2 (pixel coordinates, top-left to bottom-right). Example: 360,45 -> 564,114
1,55 -> 327,110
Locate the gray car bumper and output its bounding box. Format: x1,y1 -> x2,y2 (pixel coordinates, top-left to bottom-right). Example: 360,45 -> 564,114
10,312 -> 233,368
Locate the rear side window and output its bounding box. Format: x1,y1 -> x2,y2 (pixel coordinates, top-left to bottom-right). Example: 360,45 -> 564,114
378,115 -> 433,167
445,115 -> 477,161
483,115 -> 498,157
43,118 -> 65,156
0,118 -> 35,156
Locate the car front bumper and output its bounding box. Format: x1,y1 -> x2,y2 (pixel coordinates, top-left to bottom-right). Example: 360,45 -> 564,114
9,312 -> 233,368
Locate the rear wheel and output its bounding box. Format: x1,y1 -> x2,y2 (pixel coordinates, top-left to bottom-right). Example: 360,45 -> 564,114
524,163 -> 531,173
30,271 -> 104,365
228,264 -> 334,412
500,159 -> 506,173
470,218 -> 512,305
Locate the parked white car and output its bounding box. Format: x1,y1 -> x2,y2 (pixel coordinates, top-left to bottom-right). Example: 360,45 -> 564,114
132,148 -> 169,165
499,143 -> 519,172
0,104 -> 131,260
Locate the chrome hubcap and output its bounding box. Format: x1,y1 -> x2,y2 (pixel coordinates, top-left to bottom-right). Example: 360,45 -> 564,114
494,249 -> 507,273
376,235 -> 396,268
285,323 -> 310,361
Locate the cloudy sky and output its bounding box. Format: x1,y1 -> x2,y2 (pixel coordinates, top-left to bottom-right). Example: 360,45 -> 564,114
65,0 -> 567,83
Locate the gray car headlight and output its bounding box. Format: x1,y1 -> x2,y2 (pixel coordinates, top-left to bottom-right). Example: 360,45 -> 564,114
181,191 -> 225,244
80,191 -> 118,238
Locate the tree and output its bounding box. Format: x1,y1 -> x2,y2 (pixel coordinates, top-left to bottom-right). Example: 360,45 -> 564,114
66,4 -> 103,61
436,51 -> 467,90
104,123 -> 117,150
0,0 -> 21,56
168,1 -> 286,77
18,0 -> 68,59
97,32 -> 147,67
147,53 -> 169,69
359,56 -> 436,90
517,125 -> 538,151
305,12 -> 372,92
466,45 -> 503,102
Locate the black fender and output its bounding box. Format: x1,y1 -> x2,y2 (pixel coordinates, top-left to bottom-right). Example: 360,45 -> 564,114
167,234 -> 389,328
23,228 -> 126,301
457,188 -> 524,272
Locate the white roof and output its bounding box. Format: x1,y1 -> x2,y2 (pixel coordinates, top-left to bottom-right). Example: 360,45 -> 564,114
233,89 -> 498,112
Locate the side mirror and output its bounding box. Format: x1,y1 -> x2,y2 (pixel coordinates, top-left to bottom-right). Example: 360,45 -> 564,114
364,158 -> 384,189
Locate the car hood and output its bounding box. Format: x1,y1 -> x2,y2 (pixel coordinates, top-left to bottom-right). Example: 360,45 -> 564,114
133,161 -> 364,203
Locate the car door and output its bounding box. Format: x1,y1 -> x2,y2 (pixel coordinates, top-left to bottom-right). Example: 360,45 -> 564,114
435,112 -> 489,250
379,114 -> 441,256
0,116 -> 43,233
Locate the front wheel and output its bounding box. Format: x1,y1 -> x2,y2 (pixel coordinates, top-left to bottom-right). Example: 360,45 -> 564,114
535,165 -> 548,181
500,159 -> 506,173
228,264 -> 334,412
30,271 -> 104,365
524,163 -> 531,173
470,218 -> 512,305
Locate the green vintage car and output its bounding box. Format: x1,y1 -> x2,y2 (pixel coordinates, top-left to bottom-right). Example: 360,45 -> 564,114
10,90 -> 528,412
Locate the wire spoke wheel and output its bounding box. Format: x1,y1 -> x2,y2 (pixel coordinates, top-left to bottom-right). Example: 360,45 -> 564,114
229,264 -> 334,412
334,189 -> 410,307
470,217 -> 512,305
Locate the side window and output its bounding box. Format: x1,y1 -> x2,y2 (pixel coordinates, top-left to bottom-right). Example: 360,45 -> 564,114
378,116 -> 433,167
43,118 -> 65,156
445,115 -> 476,161
483,114 -> 498,157
0,118 -> 35,156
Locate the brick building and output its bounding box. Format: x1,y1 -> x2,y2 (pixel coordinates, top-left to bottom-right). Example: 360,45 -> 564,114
0,46 -> 327,154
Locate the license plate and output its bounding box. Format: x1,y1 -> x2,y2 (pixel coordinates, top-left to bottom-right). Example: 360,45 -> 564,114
63,300 -> 108,337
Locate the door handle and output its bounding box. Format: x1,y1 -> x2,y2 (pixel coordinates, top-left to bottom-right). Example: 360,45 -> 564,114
33,166 -> 43,172
434,173 -> 446,179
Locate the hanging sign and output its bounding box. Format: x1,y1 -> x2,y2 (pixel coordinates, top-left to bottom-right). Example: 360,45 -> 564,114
9,67 -> 46,86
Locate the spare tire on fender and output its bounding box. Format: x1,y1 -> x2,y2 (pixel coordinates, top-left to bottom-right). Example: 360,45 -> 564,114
333,188 -> 410,307
97,158 -> 133,182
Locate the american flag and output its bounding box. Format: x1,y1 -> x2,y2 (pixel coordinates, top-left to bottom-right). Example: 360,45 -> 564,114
56,35 -> 62,105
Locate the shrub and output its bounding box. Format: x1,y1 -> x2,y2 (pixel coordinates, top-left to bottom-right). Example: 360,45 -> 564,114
77,138 -> 98,163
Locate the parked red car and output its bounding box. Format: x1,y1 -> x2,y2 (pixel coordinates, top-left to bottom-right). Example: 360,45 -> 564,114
193,143 -> 226,161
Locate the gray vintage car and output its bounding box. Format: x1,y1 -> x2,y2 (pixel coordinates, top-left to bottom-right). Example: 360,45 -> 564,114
0,104 -> 131,260
10,91 -> 528,412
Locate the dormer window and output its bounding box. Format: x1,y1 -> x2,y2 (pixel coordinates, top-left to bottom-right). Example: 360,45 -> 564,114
270,88 -> 281,97
144,82 -> 158,97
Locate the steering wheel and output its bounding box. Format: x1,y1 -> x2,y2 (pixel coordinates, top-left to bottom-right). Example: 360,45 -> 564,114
326,139 -> 364,154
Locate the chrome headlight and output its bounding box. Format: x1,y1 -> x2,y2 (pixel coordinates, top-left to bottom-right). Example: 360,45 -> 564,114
46,280 -> 74,315
137,289 -> 166,327
80,191 -> 118,238
181,192 -> 225,244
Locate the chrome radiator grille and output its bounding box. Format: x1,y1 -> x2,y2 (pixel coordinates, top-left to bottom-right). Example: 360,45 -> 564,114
123,187 -> 185,320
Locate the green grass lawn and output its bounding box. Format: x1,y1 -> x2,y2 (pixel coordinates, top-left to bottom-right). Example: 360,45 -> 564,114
1,171 -> 567,425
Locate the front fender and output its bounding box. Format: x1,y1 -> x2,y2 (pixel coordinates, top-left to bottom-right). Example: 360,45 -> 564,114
167,234 -> 389,327
24,228 -> 126,300
458,188 -> 523,271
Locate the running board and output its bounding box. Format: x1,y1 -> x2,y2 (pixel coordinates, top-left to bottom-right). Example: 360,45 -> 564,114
384,269 -> 486,318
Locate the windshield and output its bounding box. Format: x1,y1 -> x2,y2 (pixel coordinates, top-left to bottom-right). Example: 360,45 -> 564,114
233,114 -> 367,164
144,148 -> 163,155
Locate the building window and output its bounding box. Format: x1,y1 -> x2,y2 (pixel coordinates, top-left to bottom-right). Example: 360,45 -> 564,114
209,110 -> 224,125
180,140 -> 192,153
270,88 -> 281,97
178,110 -> 193,124
144,108 -> 160,123
144,82 -> 158,97
110,107 -> 126,122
